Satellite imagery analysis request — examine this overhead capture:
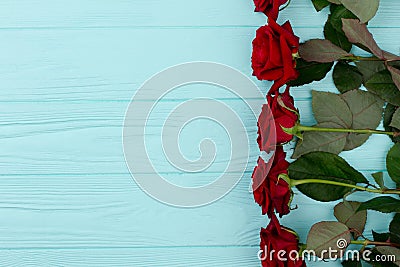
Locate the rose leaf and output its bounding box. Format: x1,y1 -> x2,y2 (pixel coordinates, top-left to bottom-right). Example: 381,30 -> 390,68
388,65 -> 400,91
289,152 -> 367,201
342,19 -> 383,59
306,221 -> 351,259
299,39 -> 351,63
333,62 -> 363,93
339,0 -> 380,23
312,0 -> 330,11
357,197 -> 400,213
334,201 -> 367,239
387,144 -> 400,184
365,70 -> 400,106
340,90 -> 384,150
288,59 -> 333,86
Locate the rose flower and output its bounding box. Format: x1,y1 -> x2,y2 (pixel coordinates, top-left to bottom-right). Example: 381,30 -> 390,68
258,87 -> 298,150
251,146 -> 292,217
252,19 -> 299,94
260,215 -> 306,267
253,0 -> 289,21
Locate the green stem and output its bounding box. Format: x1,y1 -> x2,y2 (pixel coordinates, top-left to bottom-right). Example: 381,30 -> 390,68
351,240 -> 400,248
340,55 -> 382,61
297,125 -> 395,136
291,179 -> 400,195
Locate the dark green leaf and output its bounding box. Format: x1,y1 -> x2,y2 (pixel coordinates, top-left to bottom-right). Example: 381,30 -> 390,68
384,104 -> 400,143
289,59 -> 333,86
372,172 -> 385,189
299,39 -> 351,63
390,214 -> 400,244
365,70 -> 400,106
324,15 -> 352,52
333,62 -> 363,93
306,221 -> 351,259
330,5 -> 357,32
289,152 -> 368,201
358,197 -> 400,213
375,247 -> 400,266
387,144 -> 400,184
334,201 -> 367,238
342,259 -> 362,267
372,230 -> 390,242
370,248 -> 398,267
356,61 -> 386,82
340,90 -> 384,150
312,0 -> 330,11
391,109 -> 400,130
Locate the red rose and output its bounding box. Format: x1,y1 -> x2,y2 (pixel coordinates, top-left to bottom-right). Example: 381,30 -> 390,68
252,19 -> 299,94
268,86 -> 298,144
253,0 -> 288,21
260,215 -> 306,267
252,146 -> 292,217
257,103 -> 276,153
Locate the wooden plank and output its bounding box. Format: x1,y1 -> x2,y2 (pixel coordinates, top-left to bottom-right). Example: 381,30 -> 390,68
0,247 -> 347,267
0,172 -> 393,248
0,0 -> 398,28
0,98 -> 393,175
1,28 -> 399,102
0,247 -> 262,267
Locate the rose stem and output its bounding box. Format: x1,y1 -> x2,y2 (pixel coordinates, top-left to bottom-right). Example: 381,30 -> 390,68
351,240 -> 400,248
290,179 -> 400,195
296,125 -> 396,136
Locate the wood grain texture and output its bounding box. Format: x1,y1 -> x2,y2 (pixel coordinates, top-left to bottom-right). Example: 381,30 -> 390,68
0,0 -> 399,266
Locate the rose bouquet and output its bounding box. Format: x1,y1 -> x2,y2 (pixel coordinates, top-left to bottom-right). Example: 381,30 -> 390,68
250,0 -> 400,266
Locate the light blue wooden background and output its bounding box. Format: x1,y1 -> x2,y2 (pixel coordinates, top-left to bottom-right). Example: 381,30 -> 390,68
0,1 -> 399,266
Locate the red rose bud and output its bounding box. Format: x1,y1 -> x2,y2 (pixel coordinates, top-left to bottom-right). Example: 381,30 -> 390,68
252,20 -> 299,94
253,0 -> 289,21
267,87 -> 298,144
252,146 -> 292,217
260,215 -> 306,267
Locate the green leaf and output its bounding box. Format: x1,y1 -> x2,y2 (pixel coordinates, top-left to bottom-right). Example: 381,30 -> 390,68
390,214 -> 400,244
299,39 -> 351,63
342,19 -> 384,59
372,172 -> 386,189
387,144 -> 400,184
375,247 -> 400,266
384,104 -> 400,143
312,0 -> 330,11
391,109 -> 400,130
342,259 -> 362,267
289,152 -> 368,201
306,221 -> 351,259
292,122 -> 347,158
358,197 -> 400,213
372,230 -> 390,242
329,5 -> 357,33
313,91 -> 353,128
334,201 -> 367,238
339,0 -> 380,23
365,70 -> 400,106
289,59 -> 333,86
355,60 -> 386,82
333,62 -> 363,93
388,65 -> 400,91
340,90 -> 384,150
324,15 -> 352,52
